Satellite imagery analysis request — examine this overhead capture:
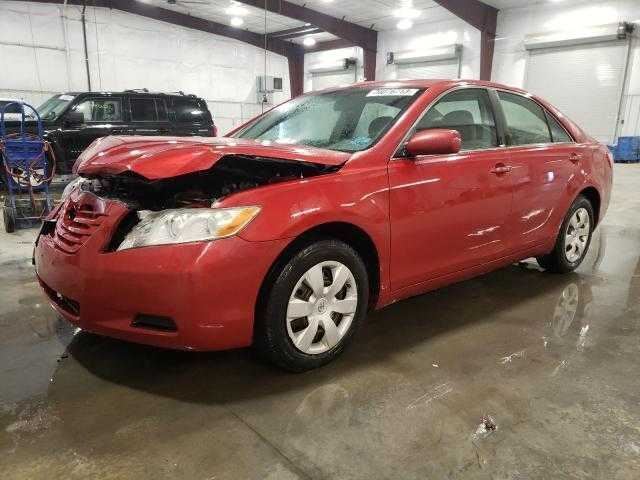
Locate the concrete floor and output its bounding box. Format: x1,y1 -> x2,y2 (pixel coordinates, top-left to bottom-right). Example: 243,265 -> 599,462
1,165 -> 639,479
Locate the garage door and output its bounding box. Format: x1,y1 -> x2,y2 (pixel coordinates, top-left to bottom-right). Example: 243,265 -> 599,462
395,58 -> 460,80
525,40 -> 629,144
311,68 -> 357,91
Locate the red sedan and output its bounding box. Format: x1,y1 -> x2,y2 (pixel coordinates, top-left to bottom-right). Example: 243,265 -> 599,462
34,80 -> 612,371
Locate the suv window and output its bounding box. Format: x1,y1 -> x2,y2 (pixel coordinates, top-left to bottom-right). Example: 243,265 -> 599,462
416,88 -> 497,150
173,97 -> 206,122
72,98 -> 122,122
131,97 -> 158,122
546,112 -> 572,143
498,92 -> 552,145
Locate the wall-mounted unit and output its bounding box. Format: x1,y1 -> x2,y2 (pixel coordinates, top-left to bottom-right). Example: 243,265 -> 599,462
258,75 -> 283,93
387,44 -> 462,80
309,58 -> 358,91
308,58 -> 357,75
524,22 -> 634,50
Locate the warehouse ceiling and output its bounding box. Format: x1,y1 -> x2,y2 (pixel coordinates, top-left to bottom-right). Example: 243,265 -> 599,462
139,0 -> 516,46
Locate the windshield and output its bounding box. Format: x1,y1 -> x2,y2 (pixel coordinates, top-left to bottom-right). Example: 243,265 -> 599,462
37,94 -> 75,121
234,87 -> 423,152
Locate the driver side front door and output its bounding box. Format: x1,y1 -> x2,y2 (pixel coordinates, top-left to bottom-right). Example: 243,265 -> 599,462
388,88 -> 513,291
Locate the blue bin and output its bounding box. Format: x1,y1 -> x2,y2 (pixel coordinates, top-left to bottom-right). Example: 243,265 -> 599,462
610,136 -> 640,163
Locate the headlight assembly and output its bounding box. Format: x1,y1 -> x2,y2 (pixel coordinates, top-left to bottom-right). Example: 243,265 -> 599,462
116,206 -> 261,251
61,176 -> 86,200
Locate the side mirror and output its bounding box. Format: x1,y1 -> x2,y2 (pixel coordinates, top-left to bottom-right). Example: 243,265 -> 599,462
64,111 -> 85,126
405,129 -> 461,157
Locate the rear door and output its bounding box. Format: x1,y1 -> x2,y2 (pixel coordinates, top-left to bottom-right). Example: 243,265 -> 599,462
169,96 -> 212,136
388,88 -> 513,290
129,97 -> 171,136
495,90 -> 584,251
61,95 -> 127,160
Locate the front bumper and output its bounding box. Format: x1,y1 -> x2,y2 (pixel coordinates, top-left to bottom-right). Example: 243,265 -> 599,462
34,195 -> 289,351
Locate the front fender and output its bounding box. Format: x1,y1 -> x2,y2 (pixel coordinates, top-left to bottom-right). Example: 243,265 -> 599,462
223,167 -> 390,246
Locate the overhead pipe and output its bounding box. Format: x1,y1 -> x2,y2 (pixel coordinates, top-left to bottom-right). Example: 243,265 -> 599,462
81,1 -> 91,91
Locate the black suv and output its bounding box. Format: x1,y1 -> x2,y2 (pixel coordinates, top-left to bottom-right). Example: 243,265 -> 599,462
2,90 -> 216,175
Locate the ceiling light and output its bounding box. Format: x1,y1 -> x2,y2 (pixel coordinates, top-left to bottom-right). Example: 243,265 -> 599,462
393,7 -> 421,19
303,36 -> 317,47
397,19 -> 413,30
230,17 -> 244,27
225,2 -> 249,16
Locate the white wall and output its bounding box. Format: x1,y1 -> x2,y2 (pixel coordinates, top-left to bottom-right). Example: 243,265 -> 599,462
376,17 -> 481,81
492,0 -> 640,138
0,1 -> 291,134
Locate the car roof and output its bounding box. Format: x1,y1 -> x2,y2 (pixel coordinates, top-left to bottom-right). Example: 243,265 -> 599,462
320,79 -> 529,95
64,91 -> 203,98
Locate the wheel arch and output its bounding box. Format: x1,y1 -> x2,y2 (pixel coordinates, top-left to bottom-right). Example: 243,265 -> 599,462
578,186 -> 601,226
254,221 -> 381,331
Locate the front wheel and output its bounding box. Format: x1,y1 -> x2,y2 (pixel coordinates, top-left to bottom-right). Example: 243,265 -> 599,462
255,239 -> 369,372
537,195 -> 594,273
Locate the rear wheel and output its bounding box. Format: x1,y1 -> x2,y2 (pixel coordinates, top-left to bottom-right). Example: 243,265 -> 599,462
537,195 -> 594,273
3,205 -> 16,233
256,239 -> 369,372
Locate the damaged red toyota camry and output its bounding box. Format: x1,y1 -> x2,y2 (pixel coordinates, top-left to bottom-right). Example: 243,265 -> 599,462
34,80 -> 612,371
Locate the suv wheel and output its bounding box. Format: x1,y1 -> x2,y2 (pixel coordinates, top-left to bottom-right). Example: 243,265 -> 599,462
256,239 -> 369,372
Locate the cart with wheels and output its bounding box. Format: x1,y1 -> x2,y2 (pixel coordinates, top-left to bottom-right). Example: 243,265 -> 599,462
1,101 -> 55,233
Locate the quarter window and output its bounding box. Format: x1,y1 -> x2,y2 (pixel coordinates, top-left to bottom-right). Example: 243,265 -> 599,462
173,98 -> 206,122
498,92 -> 552,145
72,98 -> 122,122
415,89 -> 498,150
546,112 -> 572,143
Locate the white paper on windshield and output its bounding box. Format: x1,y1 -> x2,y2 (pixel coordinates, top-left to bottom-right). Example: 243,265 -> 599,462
366,88 -> 419,97
59,95 -> 75,101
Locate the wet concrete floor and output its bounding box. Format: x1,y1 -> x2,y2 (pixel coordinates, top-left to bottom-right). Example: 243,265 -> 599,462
1,165 -> 639,479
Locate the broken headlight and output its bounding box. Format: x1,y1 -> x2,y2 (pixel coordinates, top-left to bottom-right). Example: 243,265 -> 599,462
116,206 -> 261,251
61,176 -> 88,200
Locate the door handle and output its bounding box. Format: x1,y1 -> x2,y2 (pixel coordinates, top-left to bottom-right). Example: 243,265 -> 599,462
490,163 -> 513,175
569,152 -> 582,163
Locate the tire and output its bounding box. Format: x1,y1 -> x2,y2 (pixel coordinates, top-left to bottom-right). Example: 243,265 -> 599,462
537,195 -> 594,273
255,239 -> 369,372
3,205 -> 16,233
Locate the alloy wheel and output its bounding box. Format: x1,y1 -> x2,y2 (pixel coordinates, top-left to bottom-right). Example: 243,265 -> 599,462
286,261 -> 358,355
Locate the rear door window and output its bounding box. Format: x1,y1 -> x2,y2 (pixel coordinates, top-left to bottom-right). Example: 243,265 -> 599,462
130,97 -> 157,122
546,112 -> 573,143
498,92 -> 552,145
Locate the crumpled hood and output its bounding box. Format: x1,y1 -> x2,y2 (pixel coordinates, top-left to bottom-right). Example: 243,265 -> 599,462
74,136 -> 351,180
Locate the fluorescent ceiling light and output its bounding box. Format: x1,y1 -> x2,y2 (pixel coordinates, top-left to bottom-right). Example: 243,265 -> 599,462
226,2 -> 249,16
230,17 -> 244,27
303,36 -> 317,47
397,19 -> 413,30
393,7 -> 421,19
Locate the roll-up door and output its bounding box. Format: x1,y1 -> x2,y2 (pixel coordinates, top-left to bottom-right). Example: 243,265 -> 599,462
525,39 -> 629,144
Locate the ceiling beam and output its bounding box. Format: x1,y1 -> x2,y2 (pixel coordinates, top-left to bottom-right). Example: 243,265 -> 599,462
304,38 -> 355,53
432,0 -> 498,80
234,0 -> 377,51
269,26 -> 322,40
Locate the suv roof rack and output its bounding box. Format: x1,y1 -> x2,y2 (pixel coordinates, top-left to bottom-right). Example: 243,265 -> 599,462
124,88 -> 149,93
